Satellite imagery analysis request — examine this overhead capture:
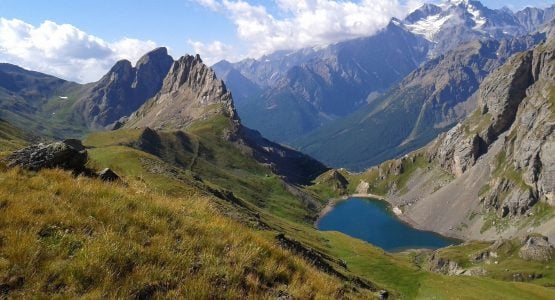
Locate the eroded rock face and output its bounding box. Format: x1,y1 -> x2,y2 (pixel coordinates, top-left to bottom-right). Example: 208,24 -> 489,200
6,139 -> 87,172
519,235 -> 554,261
479,51 -> 534,144
432,124 -> 486,177
483,39 -> 555,217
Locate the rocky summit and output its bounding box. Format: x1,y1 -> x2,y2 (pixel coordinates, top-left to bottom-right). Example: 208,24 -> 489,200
125,54 -> 238,131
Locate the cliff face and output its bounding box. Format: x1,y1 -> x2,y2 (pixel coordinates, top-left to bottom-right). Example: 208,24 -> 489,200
432,38 -> 554,217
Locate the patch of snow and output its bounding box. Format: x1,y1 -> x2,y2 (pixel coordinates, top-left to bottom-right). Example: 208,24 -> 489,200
405,14 -> 452,41
59,96 -> 68,99
467,3 -> 486,30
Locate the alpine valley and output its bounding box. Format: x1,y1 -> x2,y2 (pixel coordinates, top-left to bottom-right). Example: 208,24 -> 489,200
1,0 -> 555,299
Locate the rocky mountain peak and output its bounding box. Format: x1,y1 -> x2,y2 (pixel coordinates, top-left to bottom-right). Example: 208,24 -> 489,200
402,0 -> 525,56
73,47 -> 173,129
124,54 -> 238,131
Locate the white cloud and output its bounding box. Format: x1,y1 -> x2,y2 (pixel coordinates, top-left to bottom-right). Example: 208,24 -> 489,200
195,0 -> 223,10
195,0 -> 416,59
0,18 -> 157,83
187,39 -> 238,65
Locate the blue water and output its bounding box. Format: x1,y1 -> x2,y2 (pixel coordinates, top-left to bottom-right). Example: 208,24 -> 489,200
317,198 -> 459,252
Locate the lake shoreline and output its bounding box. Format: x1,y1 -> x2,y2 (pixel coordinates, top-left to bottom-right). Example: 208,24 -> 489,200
315,196 -> 462,251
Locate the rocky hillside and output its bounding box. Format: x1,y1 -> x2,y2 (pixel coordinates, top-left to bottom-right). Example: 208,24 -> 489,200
337,34 -> 555,241
296,32 -> 546,170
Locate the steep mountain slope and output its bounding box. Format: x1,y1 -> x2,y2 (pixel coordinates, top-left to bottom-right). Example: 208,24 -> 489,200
125,54 -> 237,130
331,34 -> 555,241
216,21 -> 432,143
0,63 -> 84,137
516,5 -> 555,32
296,33 -> 546,170
73,47 -> 174,129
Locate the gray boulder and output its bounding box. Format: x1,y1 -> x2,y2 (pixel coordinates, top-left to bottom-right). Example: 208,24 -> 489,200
6,139 -> 87,172
519,235 -> 554,262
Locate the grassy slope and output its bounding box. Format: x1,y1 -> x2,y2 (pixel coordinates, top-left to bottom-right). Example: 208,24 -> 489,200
1,113 -> 552,298
0,84 -> 89,140
0,120 -> 30,154
321,233 -> 555,300
0,164 -> 370,299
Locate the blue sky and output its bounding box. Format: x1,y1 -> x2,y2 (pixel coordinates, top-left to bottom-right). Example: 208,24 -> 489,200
0,0 -> 553,82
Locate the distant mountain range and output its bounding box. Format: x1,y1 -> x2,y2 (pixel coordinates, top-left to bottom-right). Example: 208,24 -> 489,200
214,0 -> 555,170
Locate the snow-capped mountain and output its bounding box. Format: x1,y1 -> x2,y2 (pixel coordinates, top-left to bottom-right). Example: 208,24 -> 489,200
403,0 -> 529,56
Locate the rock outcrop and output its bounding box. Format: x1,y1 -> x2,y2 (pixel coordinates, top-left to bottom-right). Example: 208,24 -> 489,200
6,139 -> 87,172
428,37 -> 555,219
519,235 -> 554,261
431,124 -> 487,177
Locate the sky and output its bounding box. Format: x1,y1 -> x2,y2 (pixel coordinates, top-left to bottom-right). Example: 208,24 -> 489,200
0,0 -> 553,83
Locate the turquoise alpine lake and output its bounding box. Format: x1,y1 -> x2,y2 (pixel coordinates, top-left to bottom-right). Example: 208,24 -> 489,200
317,197 -> 460,252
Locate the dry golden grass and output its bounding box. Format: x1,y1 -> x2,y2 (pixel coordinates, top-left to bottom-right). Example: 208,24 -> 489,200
0,166 -> 371,299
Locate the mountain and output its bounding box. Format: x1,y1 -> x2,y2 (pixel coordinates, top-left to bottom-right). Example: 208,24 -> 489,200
402,0 -> 526,56
0,63 -> 85,137
215,0 -> 555,145
73,47 -> 174,129
295,32 -> 546,170
216,21 -> 432,143
332,32 -> 555,241
515,5 -> 555,32
125,54 -> 238,131
0,48 -> 174,137
124,54 -> 327,185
